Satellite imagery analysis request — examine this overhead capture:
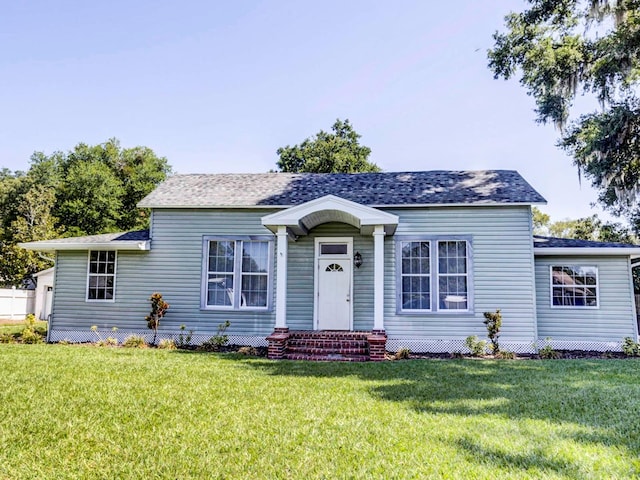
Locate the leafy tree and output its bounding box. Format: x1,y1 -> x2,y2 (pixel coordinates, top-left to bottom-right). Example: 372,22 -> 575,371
0,139 -> 171,286
532,208 -> 636,243
276,119 -> 380,173
532,207 -> 551,235
489,1 -> 640,228
57,159 -> 124,236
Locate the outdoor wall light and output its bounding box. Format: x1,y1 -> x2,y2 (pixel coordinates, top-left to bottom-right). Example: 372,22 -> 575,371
354,251 -> 363,269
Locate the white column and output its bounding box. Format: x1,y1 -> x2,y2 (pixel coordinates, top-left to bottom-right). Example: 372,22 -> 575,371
373,225 -> 385,331
275,225 -> 288,329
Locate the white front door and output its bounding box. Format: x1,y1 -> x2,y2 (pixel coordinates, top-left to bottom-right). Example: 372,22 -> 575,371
316,239 -> 353,330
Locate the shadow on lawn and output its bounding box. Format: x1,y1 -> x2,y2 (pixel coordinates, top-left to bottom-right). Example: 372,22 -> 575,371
228,357 -> 640,477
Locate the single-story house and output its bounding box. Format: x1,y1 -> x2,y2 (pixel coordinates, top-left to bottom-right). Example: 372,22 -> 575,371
19,170 -> 640,360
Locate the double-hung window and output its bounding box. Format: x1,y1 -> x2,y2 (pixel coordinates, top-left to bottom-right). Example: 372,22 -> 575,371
551,265 -> 598,308
87,251 -> 116,301
202,237 -> 272,310
437,240 -> 469,310
398,237 -> 472,313
400,241 -> 431,311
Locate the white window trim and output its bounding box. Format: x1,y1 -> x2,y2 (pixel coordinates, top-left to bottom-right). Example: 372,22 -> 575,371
435,239 -> 471,313
549,265 -> 600,309
201,236 -> 274,311
396,236 -> 474,314
86,250 -> 117,303
398,240 -> 433,313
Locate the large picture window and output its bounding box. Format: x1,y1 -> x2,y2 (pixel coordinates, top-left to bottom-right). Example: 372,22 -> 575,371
551,265 -> 598,308
87,251 -> 116,301
203,237 -> 272,310
398,237 -> 472,313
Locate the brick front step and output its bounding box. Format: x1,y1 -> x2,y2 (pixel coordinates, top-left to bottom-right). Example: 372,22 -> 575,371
285,331 -> 370,361
287,339 -> 369,349
267,329 -> 387,361
286,346 -> 369,356
284,353 -> 370,362
288,330 -> 370,340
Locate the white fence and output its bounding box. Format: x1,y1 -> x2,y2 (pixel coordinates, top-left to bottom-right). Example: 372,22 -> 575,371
0,288 -> 35,320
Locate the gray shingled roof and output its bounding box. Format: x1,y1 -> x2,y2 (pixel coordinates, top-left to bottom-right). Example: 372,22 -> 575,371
534,235 -> 640,249
138,170 -> 546,208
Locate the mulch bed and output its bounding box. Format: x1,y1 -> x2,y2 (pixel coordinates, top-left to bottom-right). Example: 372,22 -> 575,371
407,350 -> 629,360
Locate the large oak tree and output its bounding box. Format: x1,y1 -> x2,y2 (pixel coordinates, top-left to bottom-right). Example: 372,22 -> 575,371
0,139 -> 171,286
489,0 -> 640,230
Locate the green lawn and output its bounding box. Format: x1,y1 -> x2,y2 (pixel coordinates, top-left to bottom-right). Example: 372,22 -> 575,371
1,345 -> 639,479
0,320 -> 47,336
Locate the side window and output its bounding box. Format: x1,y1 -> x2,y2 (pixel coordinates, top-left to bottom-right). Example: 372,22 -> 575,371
87,251 -> 116,301
551,265 -> 598,308
437,240 -> 468,310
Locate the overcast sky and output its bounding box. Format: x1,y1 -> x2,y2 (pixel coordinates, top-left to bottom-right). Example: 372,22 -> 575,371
0,1 -> 616,222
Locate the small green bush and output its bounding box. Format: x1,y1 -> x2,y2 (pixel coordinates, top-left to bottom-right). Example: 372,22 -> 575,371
198,321 -> 231,352
0,333 -> 16,344
495,350 -> 516,360
465,335 -> 487,357
145,292 -> 169,345
122,335 -> 147,348
394,347 -> 411,360
539,337 -> 560,359
158,339 -> 176,350
450,351 -> 464,359
25,314 -> 36,327
175,324 -> 193,349
483,309 -> 502,353
622,337 -> 640,357
96,337 -> 118,347
21,327 -> 43,344
237,346 -> 258,356
20,314 -> 43,344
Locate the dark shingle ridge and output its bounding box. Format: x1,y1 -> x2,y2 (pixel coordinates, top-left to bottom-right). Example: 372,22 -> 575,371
534,235 -> 640,249
138,170 -> 546,207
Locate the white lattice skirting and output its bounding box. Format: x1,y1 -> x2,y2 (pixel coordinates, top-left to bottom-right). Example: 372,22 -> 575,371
50,330 -> 625,353
386,337 -> 625,353
49,329 -> 268,347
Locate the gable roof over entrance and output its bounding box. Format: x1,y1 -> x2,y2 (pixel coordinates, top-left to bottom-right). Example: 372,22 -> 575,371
262,195 -> 399,236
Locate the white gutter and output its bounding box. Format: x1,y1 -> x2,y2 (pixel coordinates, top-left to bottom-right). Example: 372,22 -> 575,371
534,247 -> 640,258
18,240 -> 151,251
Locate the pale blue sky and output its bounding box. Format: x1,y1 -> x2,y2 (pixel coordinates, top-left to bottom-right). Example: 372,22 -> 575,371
0,1 -> 613,222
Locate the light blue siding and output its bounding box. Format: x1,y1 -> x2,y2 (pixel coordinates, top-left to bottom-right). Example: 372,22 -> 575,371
382,206 -> 537,342
50,206 -> 539,344
535,256 -> 637,341
51,209 -> 278,337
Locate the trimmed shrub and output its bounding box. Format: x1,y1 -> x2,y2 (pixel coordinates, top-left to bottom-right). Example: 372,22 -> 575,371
122,335 -> 147,348
465,335 -> 487,357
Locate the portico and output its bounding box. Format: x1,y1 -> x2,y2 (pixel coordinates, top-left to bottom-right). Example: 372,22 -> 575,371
262,195 -> 398,360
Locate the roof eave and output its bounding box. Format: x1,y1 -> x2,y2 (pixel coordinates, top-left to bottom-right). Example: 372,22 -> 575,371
140,201 -> 546,209
18,240 -> 151,252
534,247 -> 640,258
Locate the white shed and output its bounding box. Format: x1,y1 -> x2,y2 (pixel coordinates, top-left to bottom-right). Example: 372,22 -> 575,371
33,268 -> 54,321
